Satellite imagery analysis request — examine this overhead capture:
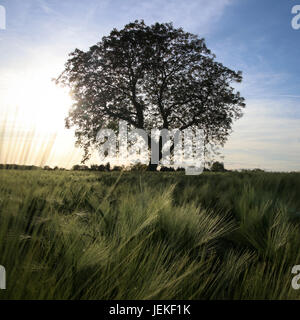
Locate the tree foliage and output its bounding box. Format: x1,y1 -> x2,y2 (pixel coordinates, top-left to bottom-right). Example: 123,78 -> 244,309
211,161 -> 226,172
56,20 -> 245,168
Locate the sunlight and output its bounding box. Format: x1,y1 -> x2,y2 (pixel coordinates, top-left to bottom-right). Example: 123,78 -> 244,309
4,69 -> 73,133
0,68 -> 78,166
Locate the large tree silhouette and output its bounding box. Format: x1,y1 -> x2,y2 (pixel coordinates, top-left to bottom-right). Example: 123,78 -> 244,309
56,20 -> 245,170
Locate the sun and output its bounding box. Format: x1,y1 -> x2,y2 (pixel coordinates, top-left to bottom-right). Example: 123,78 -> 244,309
4,70 -> 73,133
0,69 -> 78,166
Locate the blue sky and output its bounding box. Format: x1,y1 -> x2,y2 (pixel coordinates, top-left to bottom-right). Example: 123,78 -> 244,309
0,0 -> 300,170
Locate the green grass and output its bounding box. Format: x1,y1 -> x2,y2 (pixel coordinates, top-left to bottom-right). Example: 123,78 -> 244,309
0,170 -> 300,299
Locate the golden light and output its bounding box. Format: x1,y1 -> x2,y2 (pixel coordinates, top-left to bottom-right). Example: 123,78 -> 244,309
0,68 -> 83,167
4,70 -> 73,133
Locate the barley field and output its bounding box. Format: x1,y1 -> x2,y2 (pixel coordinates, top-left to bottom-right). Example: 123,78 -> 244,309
0,169 -> 300,299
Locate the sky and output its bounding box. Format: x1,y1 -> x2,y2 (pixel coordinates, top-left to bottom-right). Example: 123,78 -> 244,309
0,0 -> 300,171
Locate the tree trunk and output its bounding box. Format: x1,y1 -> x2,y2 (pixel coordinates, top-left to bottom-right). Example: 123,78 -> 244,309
147,162 -> 158,171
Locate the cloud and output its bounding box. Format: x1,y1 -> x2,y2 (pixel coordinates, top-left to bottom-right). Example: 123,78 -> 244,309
222,98 -> 300,171
110,0 -> 235,33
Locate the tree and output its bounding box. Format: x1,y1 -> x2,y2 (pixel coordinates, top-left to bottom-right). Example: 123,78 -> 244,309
160,166 -> 175,172
112,165 -> 123,171
72,164 -> 89,171
90,164 -> 99,171
252,168 -> 264,173
56,20 -> 245,171
210,161 -> 225,172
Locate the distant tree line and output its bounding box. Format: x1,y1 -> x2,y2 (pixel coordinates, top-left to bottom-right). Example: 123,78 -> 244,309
0,164 -> 40,170
0,162 -> 266,173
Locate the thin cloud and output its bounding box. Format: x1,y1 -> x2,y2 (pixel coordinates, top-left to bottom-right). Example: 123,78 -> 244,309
114,0 -> 235,33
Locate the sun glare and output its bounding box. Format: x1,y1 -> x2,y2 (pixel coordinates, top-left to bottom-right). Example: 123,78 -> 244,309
4,72 -> 73,133
0,69 -> 80,167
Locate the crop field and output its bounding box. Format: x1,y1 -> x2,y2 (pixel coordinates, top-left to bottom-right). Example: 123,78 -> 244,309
0,170 -> 300,299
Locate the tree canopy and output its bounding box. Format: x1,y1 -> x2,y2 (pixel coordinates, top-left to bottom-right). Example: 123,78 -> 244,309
56,20 -> 245,169
210,161 -> 226,172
